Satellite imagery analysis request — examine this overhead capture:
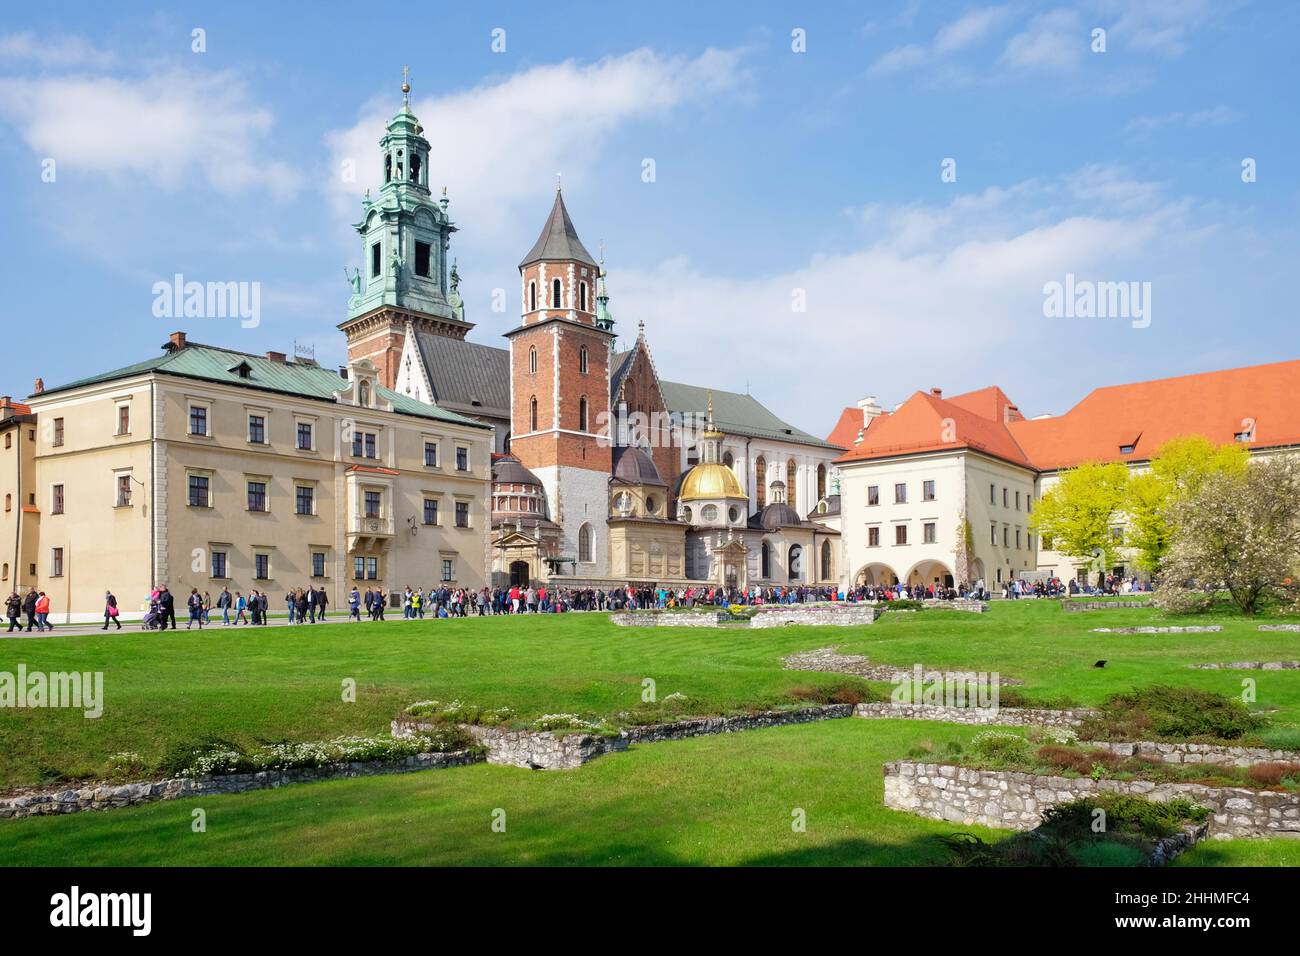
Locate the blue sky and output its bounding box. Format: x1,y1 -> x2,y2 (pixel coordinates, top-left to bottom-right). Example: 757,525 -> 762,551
1,0 -> 1297,435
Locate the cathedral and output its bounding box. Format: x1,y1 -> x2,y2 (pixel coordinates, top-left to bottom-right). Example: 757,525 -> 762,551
339,82 -> 844,591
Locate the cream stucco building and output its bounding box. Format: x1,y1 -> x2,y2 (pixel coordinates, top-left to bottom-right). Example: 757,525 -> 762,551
18,332 -> 492,623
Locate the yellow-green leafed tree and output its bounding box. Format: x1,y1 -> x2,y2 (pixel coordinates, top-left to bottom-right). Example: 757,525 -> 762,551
1126,436 -> 1249,574
1029,462 -> 1130,569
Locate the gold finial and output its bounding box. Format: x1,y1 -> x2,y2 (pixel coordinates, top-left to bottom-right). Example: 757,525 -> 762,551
401,65 -> 411,103
707,390 -> 714,422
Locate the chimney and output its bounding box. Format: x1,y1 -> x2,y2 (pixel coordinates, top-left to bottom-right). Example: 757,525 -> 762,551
929,387 -> 943,399
33,378 -> 44,395
857,395 -> 883,427
266,351 -> 287,364
169,331 -> 187,350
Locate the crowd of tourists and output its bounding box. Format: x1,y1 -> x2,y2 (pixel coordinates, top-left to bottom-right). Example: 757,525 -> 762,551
5,587 -> 55,632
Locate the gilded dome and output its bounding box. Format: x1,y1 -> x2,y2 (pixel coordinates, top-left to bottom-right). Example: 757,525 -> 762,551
678,461 -> 746,502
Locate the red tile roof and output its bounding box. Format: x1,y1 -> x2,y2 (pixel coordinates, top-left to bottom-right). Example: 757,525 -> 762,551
834,359 -> 1300,473
826,407 -> 862,449
1009,359 -> 1300,471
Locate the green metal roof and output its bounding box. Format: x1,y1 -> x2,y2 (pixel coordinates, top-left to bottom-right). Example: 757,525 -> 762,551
659,380 -> 842,450
35,342 -> 489,429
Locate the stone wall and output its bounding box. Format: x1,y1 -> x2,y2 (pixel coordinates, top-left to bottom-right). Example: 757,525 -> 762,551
395,705 -> 855,770
611,604 -> 883,629
1190,661 -> 1300,670
0,750 -> 482,821
1079,740 -> 1300,768
1259,624 -> 1300,632
1092,625 -> 1221,634
922,598 -> 989,613
1062,600 -> 1150,611
883,760 -> 1300,839
854,702 -> 1091,729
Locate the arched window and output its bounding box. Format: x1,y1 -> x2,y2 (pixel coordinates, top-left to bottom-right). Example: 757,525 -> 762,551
579,396 -> 589,432
755,457 -> 767,508
578,523 -> 593,562
820,540 -> 832,580
722,450 -> 734,469
788,544 -> 803,582
384,154 -> 392,182
528,346 -> 537,375
529,396 -> 538,432
529,281 -> 537,312
579,346 -> 589,375
817,463 -> 827,501
787,458 -> 798,511
410,153 -> 421,183
552,278 -> 563,308
760,540 -> 771,579
579,282 -> 588,311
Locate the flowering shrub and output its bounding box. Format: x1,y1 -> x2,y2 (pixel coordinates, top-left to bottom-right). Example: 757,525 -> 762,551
107,752 -> 147,781
404,699 -> 515,726
168,731 -> 475,778
531,713 -> 610,733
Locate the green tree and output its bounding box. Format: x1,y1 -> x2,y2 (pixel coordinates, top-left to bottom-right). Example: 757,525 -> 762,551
1029,462 -> 1130,570
1155,456 -> 1300,615
1126,436 -> 1249,574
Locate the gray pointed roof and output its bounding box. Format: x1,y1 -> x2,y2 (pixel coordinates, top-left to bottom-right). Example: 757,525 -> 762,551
519,190 -> 598,268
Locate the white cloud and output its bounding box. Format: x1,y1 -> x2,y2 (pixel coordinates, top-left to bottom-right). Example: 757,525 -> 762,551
1125,104 -> 1240,133
0,32 -> 117,68
610,166 -> 1192,434
999,8 -> 1085,71
0,67 -> 298,196
869,5 -> 1010,75
324,47 -> 748,242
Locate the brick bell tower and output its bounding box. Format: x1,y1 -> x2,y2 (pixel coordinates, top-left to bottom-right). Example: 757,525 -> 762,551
338,70 -> 472,390
506,185 -> 616,578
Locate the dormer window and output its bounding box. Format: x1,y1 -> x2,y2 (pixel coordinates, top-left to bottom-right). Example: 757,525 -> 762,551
1119,444 -> 1135,455
229,361 -> 253,379
1234,429 -> 1254,443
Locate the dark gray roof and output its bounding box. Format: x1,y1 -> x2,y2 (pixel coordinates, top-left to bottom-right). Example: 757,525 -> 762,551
610,349 -> 636,400
415,332 -> 511,419
492,455 -> 543,487
660,380 -> 841,450
750,501 -> 804,530
519,190 -> 598,268
611,445 -> 665,486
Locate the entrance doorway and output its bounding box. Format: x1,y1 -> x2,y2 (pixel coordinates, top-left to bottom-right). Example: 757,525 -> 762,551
509,561 -> 530,587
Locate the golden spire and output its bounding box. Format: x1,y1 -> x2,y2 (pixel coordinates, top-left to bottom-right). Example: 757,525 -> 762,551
401,65 -> 411,105
707,390 -> 714,424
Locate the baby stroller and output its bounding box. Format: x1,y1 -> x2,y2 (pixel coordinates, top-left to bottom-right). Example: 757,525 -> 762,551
141,602 -> 162,630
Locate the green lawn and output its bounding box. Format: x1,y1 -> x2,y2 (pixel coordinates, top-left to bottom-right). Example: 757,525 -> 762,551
2,600 -> 1299,866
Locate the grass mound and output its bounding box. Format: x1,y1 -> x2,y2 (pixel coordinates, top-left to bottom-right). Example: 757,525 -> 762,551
1079,685 -> 1267,743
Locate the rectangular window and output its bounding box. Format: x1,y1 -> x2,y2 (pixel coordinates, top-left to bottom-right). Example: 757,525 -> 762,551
247,480 -> 268,513
51,484 -> 64,515
424,442 -> 438,467
990,483 -> 996,505
1027,495 -> 1033,514
51,547 -> 64,577
1016,529 -> 1022,549
1003,487 -> 1009,508
1111,526 -> 1123,541
868,526 -> 880,548
188,474 -> 210,508
189,405 -> 208,436
366,557 -> 378,580
441,558 -> 454,582
894,483 -> 907,504
312,552 -> 326,578
922,480 -> 935,502
455,501 -> 470,528
116,474 -> 132,507
254,554 -> 270,580
423,499 -> 439,525
895,524 -> 908,546
296,485 -> 314,516
364,491 -> 382,519
923,522 -> 936,544
297,422 -> 313,450
117,405 -> 131,435
351,432 -> 378,458
415,241 -> 431,278
1015,490 -> 1021,510
867,485 -> 879,506
52,418 -> 64,447
211,551 -> 227,579
456,446 -> 469,471
991,523 -> 997,546
370,242 -> 381,279
1003,527 -> 1009,547
248,414 -> 266,444
353,556 -> 365,580
365,433 -> 377,459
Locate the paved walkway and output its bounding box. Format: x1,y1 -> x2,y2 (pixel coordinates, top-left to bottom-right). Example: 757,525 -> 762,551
0,612 -> 510,639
